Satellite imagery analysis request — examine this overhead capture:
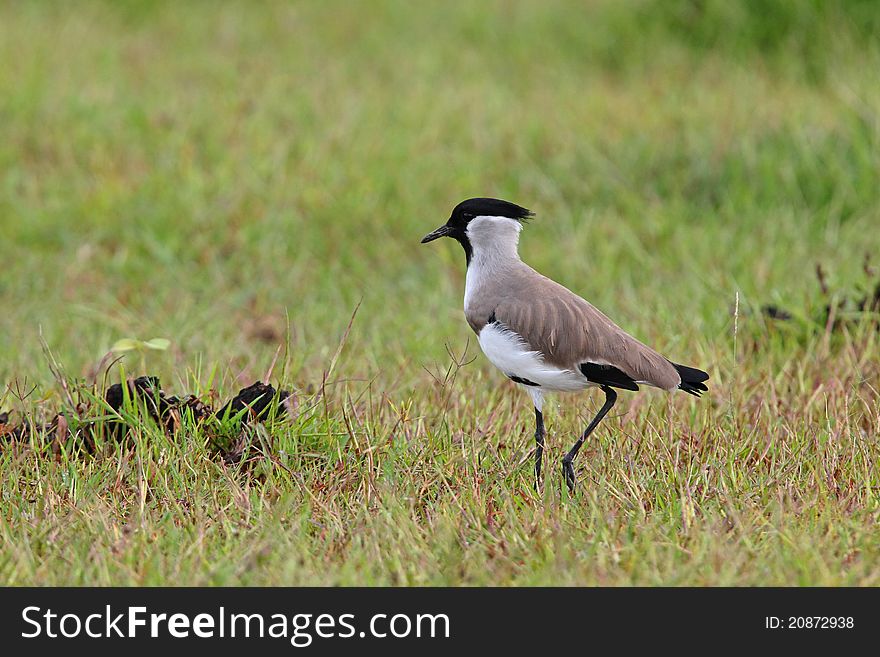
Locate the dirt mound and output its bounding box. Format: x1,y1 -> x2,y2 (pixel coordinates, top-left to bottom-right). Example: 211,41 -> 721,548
1,377 -> 293,464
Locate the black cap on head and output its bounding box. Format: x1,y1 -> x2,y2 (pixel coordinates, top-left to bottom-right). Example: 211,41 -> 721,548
449,198 -> 534,225
421,197 -> 533,264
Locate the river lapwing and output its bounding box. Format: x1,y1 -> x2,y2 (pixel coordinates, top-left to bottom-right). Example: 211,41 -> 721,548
421,197 -> 709,491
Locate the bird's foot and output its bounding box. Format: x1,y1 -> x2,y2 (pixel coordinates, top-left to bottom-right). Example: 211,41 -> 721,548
562,459 -> 576,493
534,442 -> 544,493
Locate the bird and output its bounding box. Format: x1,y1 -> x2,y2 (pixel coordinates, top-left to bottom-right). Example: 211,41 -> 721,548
421,197 -> 709,492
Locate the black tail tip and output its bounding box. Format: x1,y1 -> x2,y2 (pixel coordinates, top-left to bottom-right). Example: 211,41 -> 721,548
673,363 -> 709,397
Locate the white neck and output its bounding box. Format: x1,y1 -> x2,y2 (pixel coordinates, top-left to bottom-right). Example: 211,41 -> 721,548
466,215 -> 522,263
464,216 -> 523,310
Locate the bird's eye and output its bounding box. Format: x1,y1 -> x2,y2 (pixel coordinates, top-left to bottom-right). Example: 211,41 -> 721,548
463,212 -> 474,219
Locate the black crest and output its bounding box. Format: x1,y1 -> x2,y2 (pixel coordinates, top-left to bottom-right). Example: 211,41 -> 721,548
449,198 -> 534,226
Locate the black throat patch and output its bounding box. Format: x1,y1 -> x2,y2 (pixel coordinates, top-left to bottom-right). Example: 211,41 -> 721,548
451,230 -> 473,265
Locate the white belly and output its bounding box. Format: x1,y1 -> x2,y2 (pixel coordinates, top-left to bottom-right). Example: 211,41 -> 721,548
477,322 -> 592,392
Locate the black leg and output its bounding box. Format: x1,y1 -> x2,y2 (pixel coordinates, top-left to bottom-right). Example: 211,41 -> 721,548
562,385 -> 617,493
534,407 -> 545,488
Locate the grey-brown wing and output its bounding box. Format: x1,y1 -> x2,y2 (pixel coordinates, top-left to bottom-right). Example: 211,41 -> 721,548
492,285 -> 681,390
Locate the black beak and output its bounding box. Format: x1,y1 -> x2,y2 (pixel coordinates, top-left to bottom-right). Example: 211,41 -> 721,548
421,224 -> 452,244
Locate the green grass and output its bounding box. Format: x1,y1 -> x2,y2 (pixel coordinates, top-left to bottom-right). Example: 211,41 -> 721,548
1,0 -> 879,585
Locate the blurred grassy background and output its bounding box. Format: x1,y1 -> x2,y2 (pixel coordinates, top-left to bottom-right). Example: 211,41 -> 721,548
2,0 -> 878,388
1,0 -> 879,585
